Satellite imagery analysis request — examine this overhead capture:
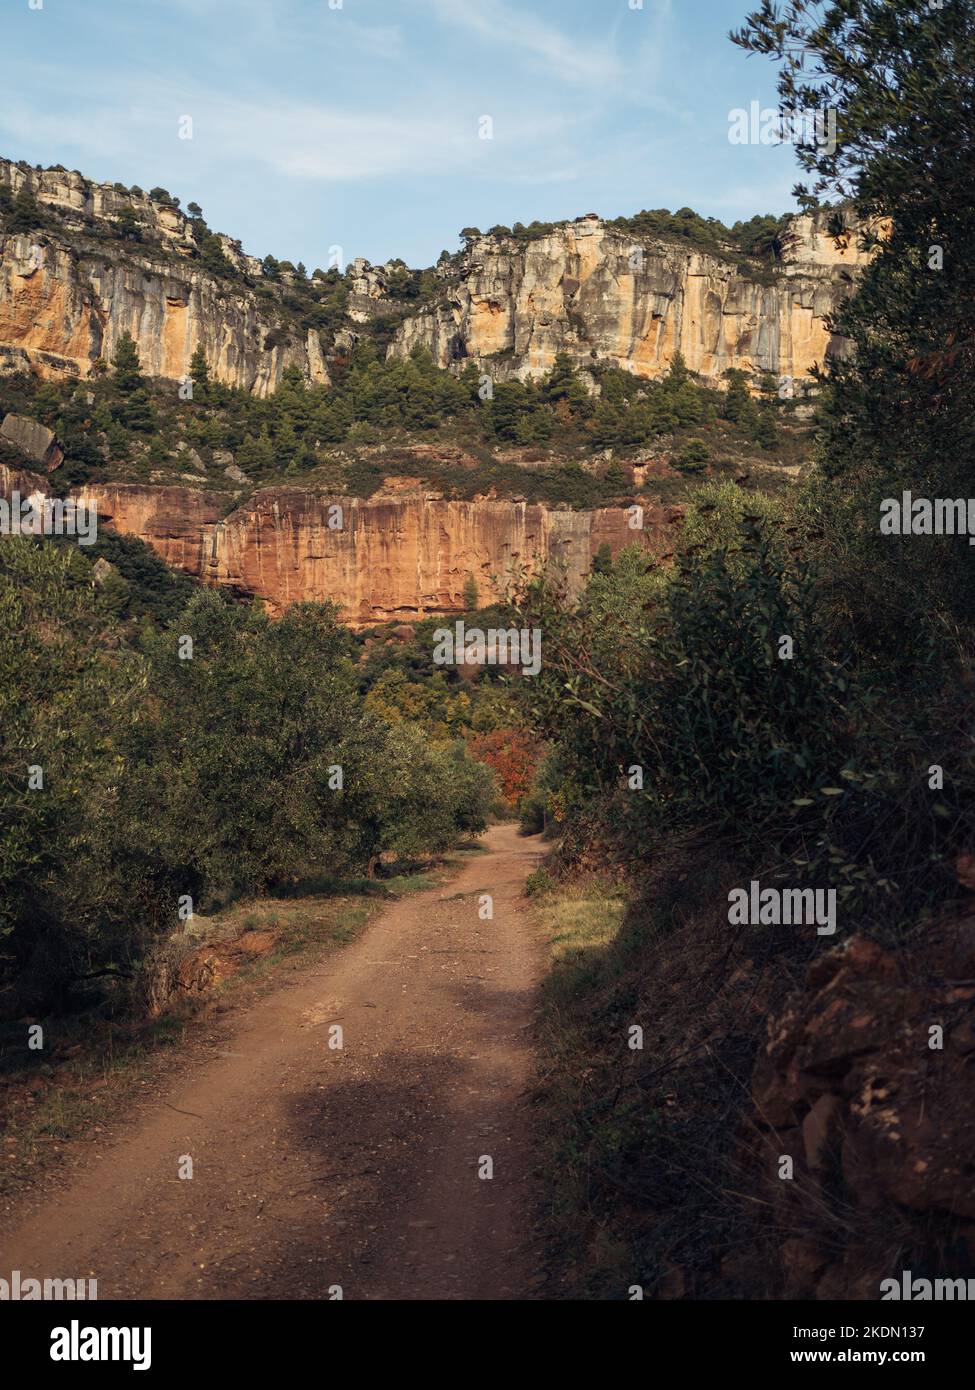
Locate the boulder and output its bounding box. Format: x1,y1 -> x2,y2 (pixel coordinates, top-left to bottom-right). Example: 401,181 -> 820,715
746,916 -> 975,1294
0,413 -> 63,471
91,557 -> 116,586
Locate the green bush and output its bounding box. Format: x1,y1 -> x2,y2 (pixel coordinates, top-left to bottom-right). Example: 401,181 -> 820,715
0,547 -> 495,1014
675,440 -> 709,472
524,868 -> 556,896
514,462 -> 975,931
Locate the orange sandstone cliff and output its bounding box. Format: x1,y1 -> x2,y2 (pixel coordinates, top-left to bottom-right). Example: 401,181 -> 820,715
75,483 -> 662,625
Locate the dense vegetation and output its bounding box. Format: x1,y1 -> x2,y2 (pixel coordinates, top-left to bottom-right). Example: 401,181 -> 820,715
517,0 -> 975,1298
0,332 -> 800,511
459,205 -> 825,266
0,538 -> 495,1016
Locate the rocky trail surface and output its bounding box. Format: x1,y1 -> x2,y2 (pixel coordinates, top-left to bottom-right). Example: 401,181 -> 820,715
1,825 -> 547,1300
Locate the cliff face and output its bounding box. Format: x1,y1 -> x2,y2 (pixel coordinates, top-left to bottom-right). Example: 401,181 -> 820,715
389,212 -> 870,386
0,155 -> 871,398
0,159 -> 327,394
75,483 -> 660,625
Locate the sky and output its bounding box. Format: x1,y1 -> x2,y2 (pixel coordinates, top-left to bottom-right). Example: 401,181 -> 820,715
0,0 -> 803,271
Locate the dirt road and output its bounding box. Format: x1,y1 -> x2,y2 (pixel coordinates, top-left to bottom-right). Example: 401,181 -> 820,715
1,825 -> 547,1300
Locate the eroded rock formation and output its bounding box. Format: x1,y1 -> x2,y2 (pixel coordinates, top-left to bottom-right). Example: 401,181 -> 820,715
389,212 -> 870,386
0,155 -> 871,397
75,482 -> 662,625
0,158 -> 327,394
0,411 -> 62,470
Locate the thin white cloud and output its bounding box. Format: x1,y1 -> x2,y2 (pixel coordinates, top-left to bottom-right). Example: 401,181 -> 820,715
0,75 -> 580,186
426,0 -> 622,87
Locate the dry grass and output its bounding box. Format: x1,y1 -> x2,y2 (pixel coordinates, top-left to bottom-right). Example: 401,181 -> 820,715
528,839 -> 811,1300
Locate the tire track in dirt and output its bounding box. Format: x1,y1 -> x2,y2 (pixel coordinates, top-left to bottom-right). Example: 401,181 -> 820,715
1,825 -> 547,1300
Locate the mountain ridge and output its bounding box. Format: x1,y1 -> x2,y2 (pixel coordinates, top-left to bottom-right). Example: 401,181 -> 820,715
0,153 -> 869,396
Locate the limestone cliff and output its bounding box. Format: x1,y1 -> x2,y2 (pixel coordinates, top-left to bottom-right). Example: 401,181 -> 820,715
388,212 -> 870,386
0,154 -> 871,400
0,158 -> 327,394
74,483 -> 661,625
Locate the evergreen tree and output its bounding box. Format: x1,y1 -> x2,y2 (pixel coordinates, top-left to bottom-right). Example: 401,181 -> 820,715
721,368 -> 757,428
114,206 -> 141,240
591,543 -> 614,576
111,332 -> 144,393
109,333 -> 155,431
237,425 -> 276,475
665,351 -> 690,389
200,234 -> 233,277
189,345 -> 211,398
7,185 -> 41,233
603,458 -> 627,493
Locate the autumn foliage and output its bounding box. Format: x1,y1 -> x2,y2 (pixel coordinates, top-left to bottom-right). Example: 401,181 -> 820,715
467,728 -> 540,810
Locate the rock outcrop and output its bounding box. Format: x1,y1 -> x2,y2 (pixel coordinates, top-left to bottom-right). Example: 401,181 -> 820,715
389,211 -> 870,387
0,158 -> 327,394
0,460 -> 49,504
0,411 -> 62,470
1,155 -> 872,398
744,920 -> 975,1298
73,482 -> 661,625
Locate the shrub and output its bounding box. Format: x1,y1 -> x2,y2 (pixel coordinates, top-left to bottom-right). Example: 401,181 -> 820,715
0,550 -> 495,1014
674,440 -> 709,472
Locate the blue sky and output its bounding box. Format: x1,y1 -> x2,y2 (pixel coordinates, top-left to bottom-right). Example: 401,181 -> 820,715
0,0 -> 801,270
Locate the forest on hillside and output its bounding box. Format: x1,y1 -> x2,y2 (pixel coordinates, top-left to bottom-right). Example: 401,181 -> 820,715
0,330 -> 804,508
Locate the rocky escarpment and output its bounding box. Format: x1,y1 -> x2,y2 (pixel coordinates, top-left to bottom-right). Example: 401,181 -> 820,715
0,155 -> 872,400
743,919 -> 975,1299
0,159 -> 327,394
71,483 -> 660,625
389,212 -> 871,387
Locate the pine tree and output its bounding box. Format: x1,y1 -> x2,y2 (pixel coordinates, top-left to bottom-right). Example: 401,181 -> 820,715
603,459 -> 627,493
111,332 -> 144,394
238,426 -> 275,475
721,369 -> 757,428
591,543 -> 614,576
665,351 -> 690,389
200,235 -> 233,277
114,206 -> 141,240
189,345 -> 211,398
7,186 -> 41,234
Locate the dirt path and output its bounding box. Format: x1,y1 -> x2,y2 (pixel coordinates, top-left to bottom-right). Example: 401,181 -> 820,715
1,825 -> 547,1300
